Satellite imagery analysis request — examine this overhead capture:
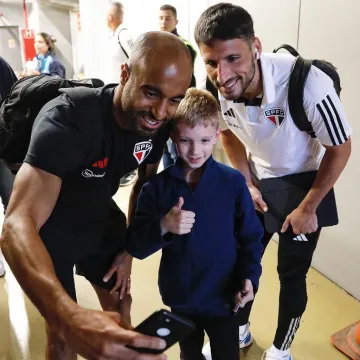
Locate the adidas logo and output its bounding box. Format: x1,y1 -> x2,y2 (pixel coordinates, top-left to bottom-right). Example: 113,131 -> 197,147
224,108 -> 236,118
293,234 -> 308,242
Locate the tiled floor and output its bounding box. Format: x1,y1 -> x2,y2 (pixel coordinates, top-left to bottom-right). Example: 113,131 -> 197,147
0,185 -> 359,360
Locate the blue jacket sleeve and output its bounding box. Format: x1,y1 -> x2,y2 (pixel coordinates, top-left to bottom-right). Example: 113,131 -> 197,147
49,60 -> 65,78
234,176 -> 264,290
126,182 -> 174,260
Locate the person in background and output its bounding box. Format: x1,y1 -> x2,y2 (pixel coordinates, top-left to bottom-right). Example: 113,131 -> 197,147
107,1 -> 137,187
106,1 -> 134,84
24,32 -> 65,78
159,4 -> 197,169
127,88 -> 263,360
159,4 -> 196,87
0,56 -> 18,278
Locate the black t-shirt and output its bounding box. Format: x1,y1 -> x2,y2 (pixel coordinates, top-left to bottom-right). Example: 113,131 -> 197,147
25,85 -> 169,231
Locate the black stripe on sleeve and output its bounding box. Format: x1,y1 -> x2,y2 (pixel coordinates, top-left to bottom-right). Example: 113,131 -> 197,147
316,102 -> 337,145
326,95 -> 348,141
322,98 -> 344,144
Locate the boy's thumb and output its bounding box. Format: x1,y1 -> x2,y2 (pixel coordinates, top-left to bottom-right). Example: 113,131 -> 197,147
176,197 -> 184,210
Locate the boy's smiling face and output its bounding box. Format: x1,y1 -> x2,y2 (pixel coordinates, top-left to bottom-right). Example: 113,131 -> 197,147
172,121 -> 220,171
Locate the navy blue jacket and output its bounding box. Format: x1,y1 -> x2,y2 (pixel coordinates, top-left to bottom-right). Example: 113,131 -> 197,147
34,52 -> 66,78
126,157 -> 263,316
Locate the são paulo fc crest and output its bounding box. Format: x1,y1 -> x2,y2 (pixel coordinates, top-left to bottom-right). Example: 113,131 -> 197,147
133,140 -> 153,164
264,108 -> 285,129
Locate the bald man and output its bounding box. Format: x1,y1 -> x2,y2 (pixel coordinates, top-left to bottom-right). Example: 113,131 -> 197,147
1,31 -> 192,360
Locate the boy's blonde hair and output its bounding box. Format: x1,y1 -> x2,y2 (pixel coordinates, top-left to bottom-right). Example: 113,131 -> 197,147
172,88 -> 220,131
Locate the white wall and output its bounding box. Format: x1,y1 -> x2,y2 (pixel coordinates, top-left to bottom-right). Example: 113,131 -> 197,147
298,0 -> 360,300
78,0 -> 108,80
69,10 -> 82,78
0,3 -> 27,28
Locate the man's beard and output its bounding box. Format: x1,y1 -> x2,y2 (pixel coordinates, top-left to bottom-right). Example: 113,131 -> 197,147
134,122 -> 158,137
213,59 -> 256,101
132,112 -> 169,137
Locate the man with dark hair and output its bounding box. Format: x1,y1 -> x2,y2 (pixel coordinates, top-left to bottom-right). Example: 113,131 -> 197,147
195,3 -> 352,360
159,4 -> 196,87
1,31 -> 192,360
159,4 -> 197,169
160,4 -> 177,19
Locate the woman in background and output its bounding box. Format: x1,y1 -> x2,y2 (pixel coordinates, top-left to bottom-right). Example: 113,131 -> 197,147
25,32 -> 65,78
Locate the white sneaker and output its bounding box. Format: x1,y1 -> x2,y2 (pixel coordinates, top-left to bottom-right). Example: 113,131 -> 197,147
0,258 -> 5,277
262,348 -> 293,360
202,323 -> 253,360
202,342 -> 212,360
239,322 -> 253,348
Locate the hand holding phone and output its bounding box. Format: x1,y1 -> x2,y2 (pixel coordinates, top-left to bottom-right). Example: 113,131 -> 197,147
127,310 -> 195,354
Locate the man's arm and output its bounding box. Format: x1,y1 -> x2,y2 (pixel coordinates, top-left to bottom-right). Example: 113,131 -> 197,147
128,162 -> 160,221
282,75 -> 352,234
103,163 -> 160,294
302,140 -> 351,210
282,139 -> 351,234
221,129 -> 268,212
1,164 -> 66,321
1,163 -> 167,359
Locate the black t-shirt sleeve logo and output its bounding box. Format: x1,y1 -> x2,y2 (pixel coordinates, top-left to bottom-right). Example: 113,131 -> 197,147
81,157 -> 108,178
133,141 -> 153,164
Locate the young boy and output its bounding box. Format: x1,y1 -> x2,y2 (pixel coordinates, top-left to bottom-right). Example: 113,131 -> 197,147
126,88 -> 264,360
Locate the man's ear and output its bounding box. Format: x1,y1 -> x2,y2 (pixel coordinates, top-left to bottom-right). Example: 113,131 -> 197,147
215,129 -> 221,141
120,63 -> 130,86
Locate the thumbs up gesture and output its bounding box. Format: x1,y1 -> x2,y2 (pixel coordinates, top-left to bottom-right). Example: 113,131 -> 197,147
160,197 -> 196,235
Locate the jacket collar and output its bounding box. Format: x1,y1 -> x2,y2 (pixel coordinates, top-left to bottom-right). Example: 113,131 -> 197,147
169,155 -> 216,182
171,28 -> 179,37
